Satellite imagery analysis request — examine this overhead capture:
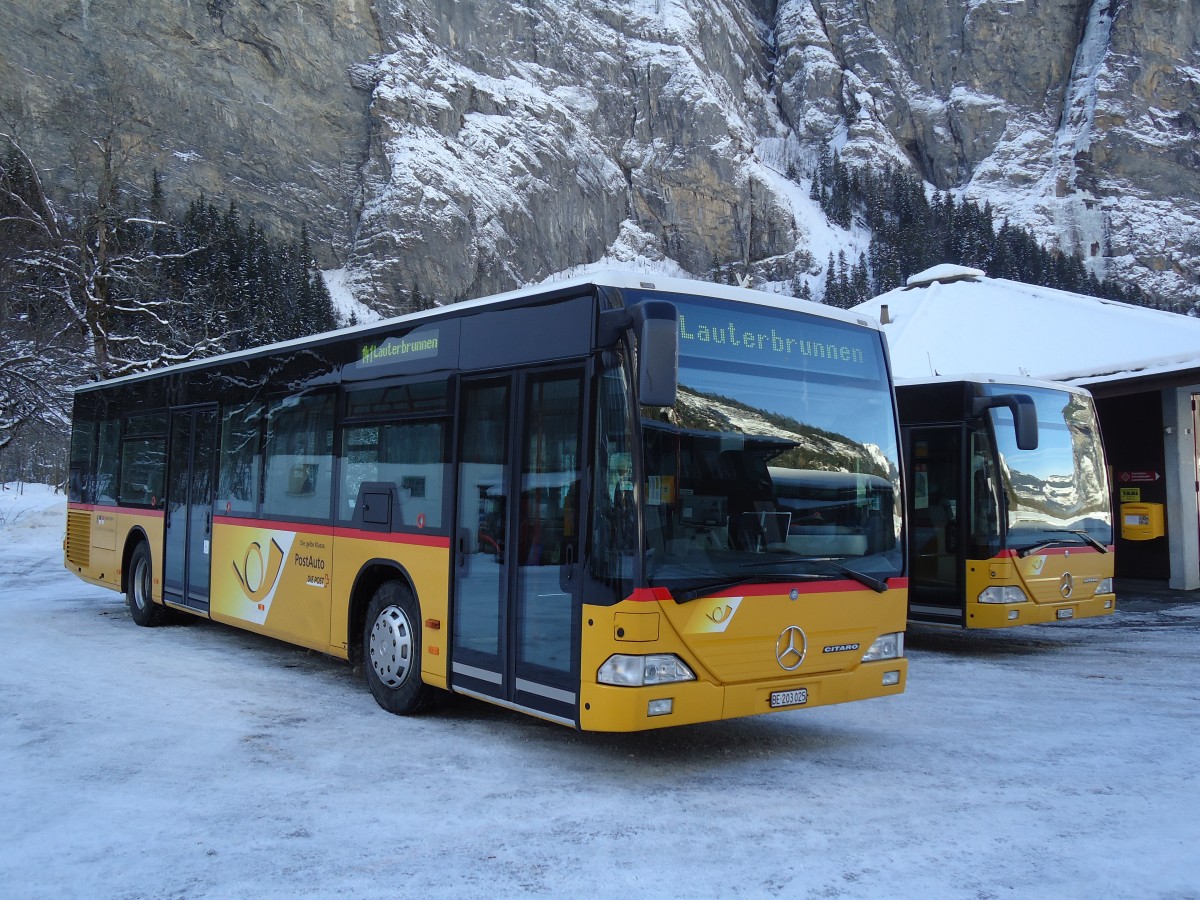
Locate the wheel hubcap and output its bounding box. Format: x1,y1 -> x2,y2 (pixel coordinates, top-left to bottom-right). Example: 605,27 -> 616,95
369,605 -> 414,688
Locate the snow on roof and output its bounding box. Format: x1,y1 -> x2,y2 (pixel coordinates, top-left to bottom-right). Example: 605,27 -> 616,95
854,266 -> 1200,385
904,264 -> 984,287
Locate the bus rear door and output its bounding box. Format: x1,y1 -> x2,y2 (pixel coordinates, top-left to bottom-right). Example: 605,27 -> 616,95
163,406 -> 219,613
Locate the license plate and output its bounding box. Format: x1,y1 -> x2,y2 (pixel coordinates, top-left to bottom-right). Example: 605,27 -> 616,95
770,688 -> 809,708
1057,608 -> 1074,619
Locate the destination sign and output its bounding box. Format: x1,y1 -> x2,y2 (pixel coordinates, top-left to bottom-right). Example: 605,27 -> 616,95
358,326 -> 440,369
673,299 -> 881,379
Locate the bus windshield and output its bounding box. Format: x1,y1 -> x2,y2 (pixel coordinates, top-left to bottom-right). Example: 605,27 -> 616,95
637,293 -> 903,590
985,385 -> 1113,552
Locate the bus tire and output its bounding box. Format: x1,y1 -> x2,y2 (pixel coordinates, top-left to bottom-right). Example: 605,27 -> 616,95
126,542 -> 164,627
363,580 -> 433,715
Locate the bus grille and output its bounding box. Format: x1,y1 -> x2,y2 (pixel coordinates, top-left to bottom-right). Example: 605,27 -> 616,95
66,509 -> 91,567
695,637 -> 848,683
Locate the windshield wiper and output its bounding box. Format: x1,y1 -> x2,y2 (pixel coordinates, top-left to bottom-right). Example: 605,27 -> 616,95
741,556 -> 889,593
666,575 -> 788,604
1015,530 -> 1109,558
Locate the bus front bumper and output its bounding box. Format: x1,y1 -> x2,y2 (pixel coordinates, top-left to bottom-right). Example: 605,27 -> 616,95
968,593 -> 1116,628
576,658 -> 907,732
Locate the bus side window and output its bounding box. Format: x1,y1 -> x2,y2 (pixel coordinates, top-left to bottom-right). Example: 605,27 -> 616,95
217,402 -> 264,516
589,354 -> 636,600
339,420 -> 446,529
383,420 -> 445,529
68,420 -> 97,503
969,432 -> 1001,554
96,420 -> 121,506
340,425 -> 380,521
263,393 -> 335,521
119,413 -> 167,508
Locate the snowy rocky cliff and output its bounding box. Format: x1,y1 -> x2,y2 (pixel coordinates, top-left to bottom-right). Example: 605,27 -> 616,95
781,0 -> 1199,309
3,0 -> 1195,310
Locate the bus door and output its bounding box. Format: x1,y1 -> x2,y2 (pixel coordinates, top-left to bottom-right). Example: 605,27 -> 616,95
452,369 -> 585,725
907,426 -> 964,623
163,406 -> 219,613
1194,394 -> 1200,559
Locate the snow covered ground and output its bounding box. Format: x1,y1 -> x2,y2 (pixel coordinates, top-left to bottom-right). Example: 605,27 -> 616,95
1,484 -> 1197,899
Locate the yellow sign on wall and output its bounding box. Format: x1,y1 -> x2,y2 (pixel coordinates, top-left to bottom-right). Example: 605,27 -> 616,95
1119,487 -> 1141,503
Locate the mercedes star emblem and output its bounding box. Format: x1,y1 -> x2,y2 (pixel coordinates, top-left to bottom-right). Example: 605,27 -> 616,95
1059,572 -> 1074,599
775,625 -> 808,671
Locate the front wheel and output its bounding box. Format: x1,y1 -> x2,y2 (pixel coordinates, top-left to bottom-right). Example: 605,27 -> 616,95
363,581 -> 434,715
126,542 -> 164,627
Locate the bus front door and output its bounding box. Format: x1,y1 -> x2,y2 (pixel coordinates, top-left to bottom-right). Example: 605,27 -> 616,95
452,370 -> 584,726
906,426 -> 965,624
163,406 -> 218,613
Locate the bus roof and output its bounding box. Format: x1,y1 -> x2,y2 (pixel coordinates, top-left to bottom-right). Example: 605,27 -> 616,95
74,270 -> 884,394
895,373 -> 1094,397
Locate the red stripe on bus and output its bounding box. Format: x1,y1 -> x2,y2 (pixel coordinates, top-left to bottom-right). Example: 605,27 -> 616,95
733,577 -> 908,597
626,577 -> 908,602
213,516 -> 336,535
332,526 -> 451,549
998,546 -> 1112,558
627,587 -> 674,603
211,516 -> 451,548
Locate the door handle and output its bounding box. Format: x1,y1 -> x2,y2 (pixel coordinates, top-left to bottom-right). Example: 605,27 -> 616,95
456,528 -> 470,569
560,543 -> 576,590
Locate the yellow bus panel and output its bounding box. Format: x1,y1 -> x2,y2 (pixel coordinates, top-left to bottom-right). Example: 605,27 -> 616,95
964,548 -> 1116,628
578,582 -> 908,732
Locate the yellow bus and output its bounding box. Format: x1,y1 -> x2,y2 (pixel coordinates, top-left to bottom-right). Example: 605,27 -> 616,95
64,273 -> 907,730
898,376 -> 1115,628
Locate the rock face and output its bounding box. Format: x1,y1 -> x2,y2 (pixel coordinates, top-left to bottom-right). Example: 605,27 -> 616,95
1,0 -> 1196,309
0,0 -> 383,260
349,0 -> 802,306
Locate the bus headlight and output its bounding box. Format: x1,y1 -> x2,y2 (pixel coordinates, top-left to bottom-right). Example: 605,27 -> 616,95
861,632 -> 904,662
978,585 -> 1028,604
1097,578 -> 1113,595
597,654 -> 696,687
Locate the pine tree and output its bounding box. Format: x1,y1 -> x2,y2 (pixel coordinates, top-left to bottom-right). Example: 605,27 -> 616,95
852,253 -> 870,304
823,253 -> 838,307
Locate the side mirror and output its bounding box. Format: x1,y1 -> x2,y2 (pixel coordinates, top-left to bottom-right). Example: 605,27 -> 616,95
598,299 -> 679,407
972,393 -> 1038,450
637,304 -> 678,408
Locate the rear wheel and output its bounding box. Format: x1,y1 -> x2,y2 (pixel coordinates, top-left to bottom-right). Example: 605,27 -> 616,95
126,542 -> 164,627
363,581 -> 434,715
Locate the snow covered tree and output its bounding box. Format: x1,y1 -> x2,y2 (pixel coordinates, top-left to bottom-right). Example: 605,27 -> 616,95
0,130 -> 218,384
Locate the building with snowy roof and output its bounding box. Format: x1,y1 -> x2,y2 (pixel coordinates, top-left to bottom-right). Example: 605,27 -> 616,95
853,265 -> 1200,591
